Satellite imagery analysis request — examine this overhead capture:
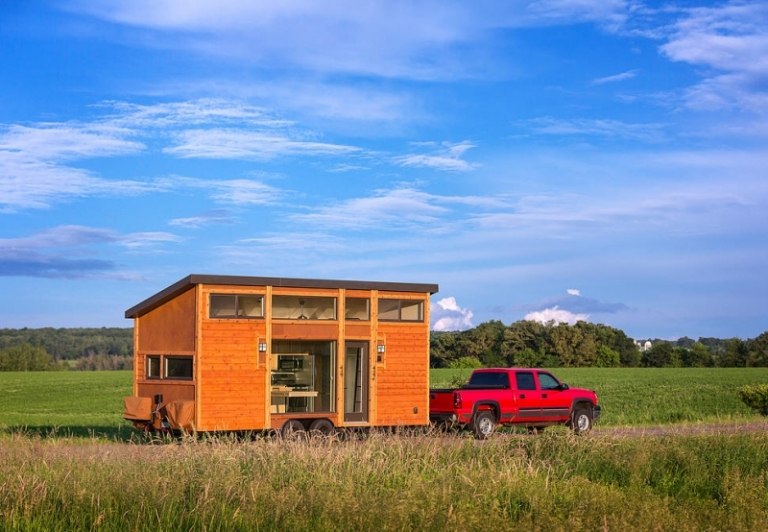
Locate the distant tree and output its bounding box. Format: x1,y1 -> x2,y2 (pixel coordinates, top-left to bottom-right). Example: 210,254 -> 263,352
642,342 -> 678,367
681,342 -> 711,367
720,338 -> 749,367
0,343 -> 56,371
430,331 -> 460,368
747,332 -> 768,367
595,345 -> 621,367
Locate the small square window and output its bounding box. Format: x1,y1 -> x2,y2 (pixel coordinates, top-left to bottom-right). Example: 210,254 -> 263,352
165,357 -> 193,380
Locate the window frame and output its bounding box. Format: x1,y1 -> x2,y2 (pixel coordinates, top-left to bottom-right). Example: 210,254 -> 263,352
145,354 -> 194,381
272,295 -> 338,321
209,293 -> 265,319
345,297 -> 371,321
378,298 -> 424,322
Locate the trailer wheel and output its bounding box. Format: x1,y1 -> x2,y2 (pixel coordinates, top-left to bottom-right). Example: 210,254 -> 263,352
473,411 -> 496,439
569,407 -> 593,434
280,419 -> 306,439
308,419 -> 335,436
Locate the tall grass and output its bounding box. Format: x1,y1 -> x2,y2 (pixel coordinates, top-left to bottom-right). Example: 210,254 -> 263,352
1,430 -> 767,531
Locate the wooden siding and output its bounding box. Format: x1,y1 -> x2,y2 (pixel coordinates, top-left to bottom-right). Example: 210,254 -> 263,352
197,286 -> 268,431
374,322 -> 430,426
136,287 -> 196,353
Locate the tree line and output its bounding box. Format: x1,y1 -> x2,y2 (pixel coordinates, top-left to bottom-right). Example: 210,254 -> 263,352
0,328 -> 133,371
431,320 -> 768,368
0,323 -> 766,371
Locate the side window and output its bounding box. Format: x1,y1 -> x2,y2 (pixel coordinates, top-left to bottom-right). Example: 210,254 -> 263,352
538,372 -> 561,390
515,372 -> 536,391
345,298 -> 370,320
378,299 -> 424,322
209,294 -> 264,318
147,355 -> 161,379
146,354 -> 193,380
272,296 -> 337,320
165,356 -> 193,380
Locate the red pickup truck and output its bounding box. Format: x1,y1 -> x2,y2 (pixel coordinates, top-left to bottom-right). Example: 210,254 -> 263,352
429,368 -> 601,438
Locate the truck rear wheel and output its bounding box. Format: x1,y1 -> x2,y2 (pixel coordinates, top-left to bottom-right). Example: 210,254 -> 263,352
473,411 -> 496,439
570,407 -> 593,434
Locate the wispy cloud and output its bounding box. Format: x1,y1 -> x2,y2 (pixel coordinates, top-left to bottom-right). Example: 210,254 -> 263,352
520,117 -> 667,142
591,69 -> 638,85
0,225 -> 179,278
164,128 -> 360,160
63,1 -> 632,80
394,141 -> 478,172
169,209 -> 236,228
659,2 -> 768,110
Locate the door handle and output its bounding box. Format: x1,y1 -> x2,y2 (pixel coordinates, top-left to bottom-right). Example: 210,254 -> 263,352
542,394 -> 548,399
519,394 -> 526,399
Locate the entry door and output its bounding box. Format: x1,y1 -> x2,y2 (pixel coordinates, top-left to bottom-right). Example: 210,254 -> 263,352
344,342 -> 369,423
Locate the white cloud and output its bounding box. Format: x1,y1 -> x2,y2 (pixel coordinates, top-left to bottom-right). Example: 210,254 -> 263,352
567,288 -> 581,296
394,141 -> 478,172
525,306 -> 588,325
591,69 -> 638,85
65,1 -> 632,80
164,128 -> 360,160
521,117 -> 667,142
432,296 -> 474,331
659,3 -> 768,111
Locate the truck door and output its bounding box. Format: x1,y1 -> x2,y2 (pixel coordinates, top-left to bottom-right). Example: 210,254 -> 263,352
536,371 -> 571,421
513,371 -> 542,421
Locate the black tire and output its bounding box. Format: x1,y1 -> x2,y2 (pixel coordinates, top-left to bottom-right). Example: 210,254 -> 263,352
473,410 -> 497,439
280,419 -> 306,439
308,418 -> 335,436
570,407 -> 593,434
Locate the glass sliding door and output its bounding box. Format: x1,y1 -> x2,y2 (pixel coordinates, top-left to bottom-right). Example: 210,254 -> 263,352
344,342 -> 369,423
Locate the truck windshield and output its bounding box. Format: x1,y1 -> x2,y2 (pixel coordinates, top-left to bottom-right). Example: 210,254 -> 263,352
465,372 -> 510,389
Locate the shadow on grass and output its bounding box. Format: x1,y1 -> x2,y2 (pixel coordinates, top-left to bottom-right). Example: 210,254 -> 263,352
2,424 -> 141,442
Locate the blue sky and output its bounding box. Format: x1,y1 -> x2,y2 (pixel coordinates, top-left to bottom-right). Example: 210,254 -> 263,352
1,1 -> 766,339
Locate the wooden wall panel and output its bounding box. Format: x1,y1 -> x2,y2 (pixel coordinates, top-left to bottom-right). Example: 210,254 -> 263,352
137,287 -> 196,353
197,319 -> 268,431
374,322 -> 430,426
271,322 -> 338,340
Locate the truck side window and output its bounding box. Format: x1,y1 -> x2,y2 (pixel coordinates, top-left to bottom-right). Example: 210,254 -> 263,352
466,372 -> 510,389
516,372 -> 536,390
538,372 -> 560,390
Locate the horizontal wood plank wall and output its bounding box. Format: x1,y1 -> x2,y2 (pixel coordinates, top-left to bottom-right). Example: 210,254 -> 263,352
374,319 -> 430,427
137,287 -> 196,353
197,285 -> 267,431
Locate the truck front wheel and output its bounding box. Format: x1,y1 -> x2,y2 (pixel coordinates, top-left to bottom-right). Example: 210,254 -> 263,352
473,411 -> 496,439
570,407 -> 593,434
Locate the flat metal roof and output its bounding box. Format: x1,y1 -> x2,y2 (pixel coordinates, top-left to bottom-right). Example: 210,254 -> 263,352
125,274 -> 439,318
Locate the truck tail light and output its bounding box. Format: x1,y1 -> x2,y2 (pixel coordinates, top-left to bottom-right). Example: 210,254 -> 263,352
453,391 -> 462,409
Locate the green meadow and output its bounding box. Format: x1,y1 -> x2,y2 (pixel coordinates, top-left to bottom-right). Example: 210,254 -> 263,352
1,368 -> 768,530
1,368 -> 767,438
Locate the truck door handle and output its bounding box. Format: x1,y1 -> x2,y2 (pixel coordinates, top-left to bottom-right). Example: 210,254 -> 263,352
519,394 -> 525,399
542,394 -> 548,399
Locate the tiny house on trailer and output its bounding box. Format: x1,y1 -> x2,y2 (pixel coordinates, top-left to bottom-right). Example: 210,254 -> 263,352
122,274 -> 438,435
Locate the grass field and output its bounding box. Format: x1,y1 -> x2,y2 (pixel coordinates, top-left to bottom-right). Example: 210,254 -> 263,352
1,369 -> 767,530
1,368 -> 767,439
